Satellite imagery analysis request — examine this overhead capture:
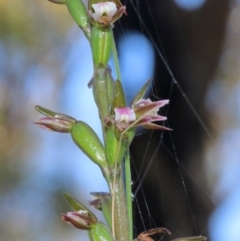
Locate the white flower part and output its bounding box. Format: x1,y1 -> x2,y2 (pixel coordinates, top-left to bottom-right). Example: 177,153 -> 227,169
79,210 -> 88,215
91,2 -> 117,21
114,107 -> 136,123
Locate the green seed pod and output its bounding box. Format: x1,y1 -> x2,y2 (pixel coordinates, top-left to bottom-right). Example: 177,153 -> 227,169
71,121 -> 108,168
88,222 -> 115,241
91,26 -> 113,67
66,0 -> 91,40
106,127 -> 126,167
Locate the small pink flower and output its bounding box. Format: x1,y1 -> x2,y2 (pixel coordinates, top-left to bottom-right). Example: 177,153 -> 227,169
91,2 -> 117,21
113,107 -> 136,131
89,1 -> 126,28
105,99 -> 171,132
114,107 -> 136,123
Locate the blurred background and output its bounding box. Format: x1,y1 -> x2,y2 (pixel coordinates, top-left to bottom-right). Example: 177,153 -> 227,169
0,0 -> 240,240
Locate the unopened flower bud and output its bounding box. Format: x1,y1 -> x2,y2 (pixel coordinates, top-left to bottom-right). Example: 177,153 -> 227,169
34,117 -> 74,133
34,106 -> 76,133
62,210 -> 97,230
62,193 -> 98,230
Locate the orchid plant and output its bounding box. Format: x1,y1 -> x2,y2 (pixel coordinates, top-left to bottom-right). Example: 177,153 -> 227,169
35,0 -> 208,241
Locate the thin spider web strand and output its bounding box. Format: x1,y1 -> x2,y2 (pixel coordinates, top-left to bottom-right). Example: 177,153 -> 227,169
169,131 -> 199,234
120,0 -> 211,237
129,0 -> 213,140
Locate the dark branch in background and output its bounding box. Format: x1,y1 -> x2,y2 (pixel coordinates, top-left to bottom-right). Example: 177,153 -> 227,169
115,0 -> 230,239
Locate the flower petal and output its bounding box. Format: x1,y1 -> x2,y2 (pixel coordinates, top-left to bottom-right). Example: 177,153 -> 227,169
91,12 -> 101,21
134,99 -> 169,117
92,2 -> 117,20
114,107 -> 136,123
141,123 -> 172,131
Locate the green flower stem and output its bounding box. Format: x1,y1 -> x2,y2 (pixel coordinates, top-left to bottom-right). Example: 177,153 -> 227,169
110,122 -> 137,241
111,31 -> 121,81
109,130 -> 131,241
92,23 -> 130,241
109,167 -> 129,241
125,150 -> 133,241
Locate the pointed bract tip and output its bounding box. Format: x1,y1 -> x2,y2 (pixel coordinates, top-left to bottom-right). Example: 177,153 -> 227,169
48,0 -> 67,4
